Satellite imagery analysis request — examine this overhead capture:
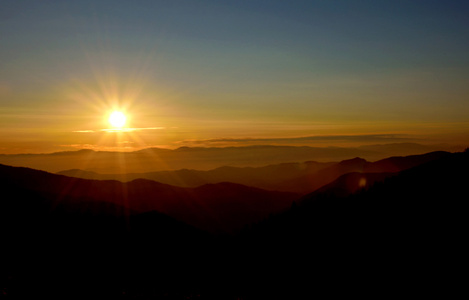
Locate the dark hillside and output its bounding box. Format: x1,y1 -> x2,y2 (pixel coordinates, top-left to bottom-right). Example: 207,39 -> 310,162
1,151 -> 465,298
235,151 -> 468,297
0,164 -> 297,234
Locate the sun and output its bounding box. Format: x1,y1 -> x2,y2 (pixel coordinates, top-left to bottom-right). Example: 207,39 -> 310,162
108,111 -> 127,128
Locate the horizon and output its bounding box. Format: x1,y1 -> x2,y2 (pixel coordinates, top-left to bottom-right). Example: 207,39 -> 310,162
0,141 -> 464,156
0,140 -> 464,175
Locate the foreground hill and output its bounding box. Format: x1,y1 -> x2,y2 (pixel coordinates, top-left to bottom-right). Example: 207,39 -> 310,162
247,150 -> 468,245
0,164 -> 297,234
234,151 -> 468,296
303,171 -> 396,198
58,150 -> 450,194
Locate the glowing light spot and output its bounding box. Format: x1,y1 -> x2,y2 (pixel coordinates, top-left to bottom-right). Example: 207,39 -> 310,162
359,177 -> 367,188
109,111 -> 126,128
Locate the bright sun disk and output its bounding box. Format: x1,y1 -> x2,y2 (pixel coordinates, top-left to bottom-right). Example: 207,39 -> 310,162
109,111 -> 127,128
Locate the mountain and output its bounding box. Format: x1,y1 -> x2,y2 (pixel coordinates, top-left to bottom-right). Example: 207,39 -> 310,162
234,150 -> 468,297
0,164 -> 298,234
57,160 -> 335,191
286,150 -> 467,237
364,150 -> 452,172
0,162 -> 297,297
251,150 -> 468,251
57,151 -> 451,195
357,142 -> 462,156
277,150 -> 450,194
1,151 -> 466,298
305,171 -> 396,198
0,143 -> 458,173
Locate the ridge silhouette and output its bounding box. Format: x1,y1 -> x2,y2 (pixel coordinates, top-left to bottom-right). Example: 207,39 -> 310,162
0,164 -> 298,234
1,150 -> 466,298
0,143 -> 456,173
57,150 -> 450,194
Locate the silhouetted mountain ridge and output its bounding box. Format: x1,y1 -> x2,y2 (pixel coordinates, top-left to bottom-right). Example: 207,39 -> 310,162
244,150 -> 468,244
0,163 -> 297,234
57,151 -> 451,195
1,151 -> 466,298
234,151 -> 468,297
0,143 -> 457,173
271,150 -> 451,194
304,171 -> 396,198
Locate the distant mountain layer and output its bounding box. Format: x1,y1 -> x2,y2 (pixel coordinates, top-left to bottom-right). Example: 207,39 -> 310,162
58,151 -> 451,194
0,143 -> 460,173
0,164 -> 297,234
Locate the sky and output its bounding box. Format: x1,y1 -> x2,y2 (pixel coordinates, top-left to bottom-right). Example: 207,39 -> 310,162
1,0 -> 469,153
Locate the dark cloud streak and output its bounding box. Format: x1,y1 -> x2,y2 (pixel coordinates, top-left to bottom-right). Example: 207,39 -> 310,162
178,134 -> 414,146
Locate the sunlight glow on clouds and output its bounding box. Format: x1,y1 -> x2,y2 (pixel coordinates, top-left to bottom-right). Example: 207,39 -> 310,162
73,127 -> 166,133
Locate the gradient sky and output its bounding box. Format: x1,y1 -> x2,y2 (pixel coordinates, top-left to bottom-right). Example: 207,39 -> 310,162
1,0 -> 469,153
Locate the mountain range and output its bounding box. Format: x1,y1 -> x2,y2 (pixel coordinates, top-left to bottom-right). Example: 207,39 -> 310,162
0,164 -> 298,234
0,143 -> 460,173
235,150 -> 468,297
1,149 -> 467,298
58,150 -> 450,194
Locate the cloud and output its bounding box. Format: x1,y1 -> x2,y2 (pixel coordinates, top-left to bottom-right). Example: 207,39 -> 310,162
176,134 -> 414,147
63,133 -> 417,152
58,143 -> 141,152
73,127 -> 165,133
100,127 -> 165,133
